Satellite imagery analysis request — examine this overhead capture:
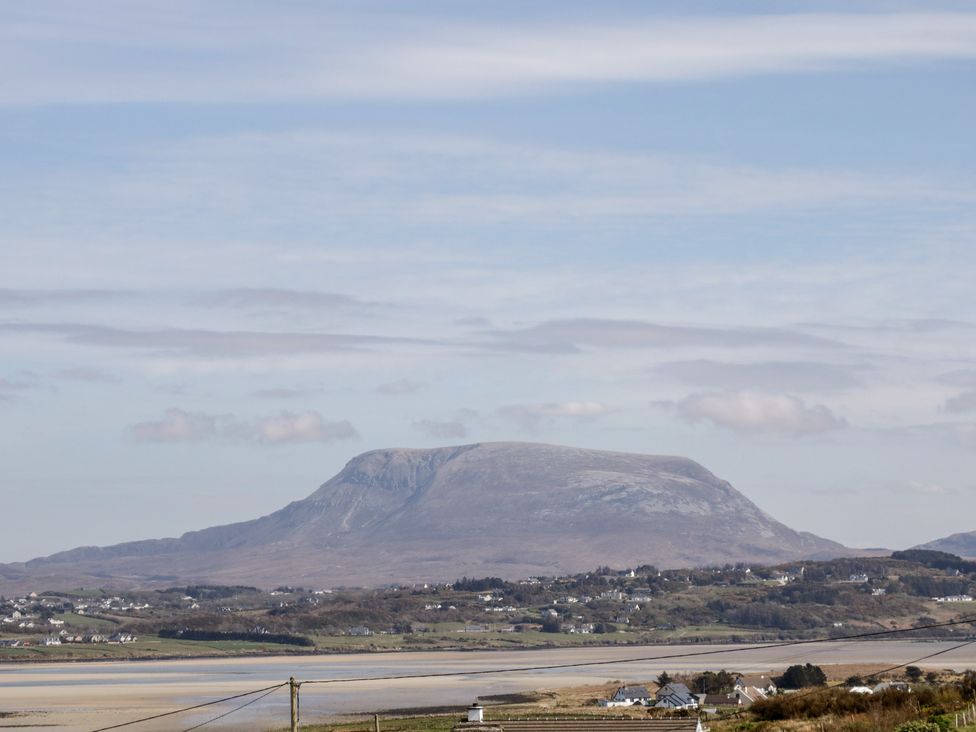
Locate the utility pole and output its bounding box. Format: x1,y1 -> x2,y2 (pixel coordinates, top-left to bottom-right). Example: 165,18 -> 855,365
374,713 -> 380,731
290,676 -> 300,732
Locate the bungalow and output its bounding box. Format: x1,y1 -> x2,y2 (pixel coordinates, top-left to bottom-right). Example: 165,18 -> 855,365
454,720 -> 703,732
40,636 -> 61,646
599,684 -> 653,707
654,682 -> 699,710
873,681 -> 911,693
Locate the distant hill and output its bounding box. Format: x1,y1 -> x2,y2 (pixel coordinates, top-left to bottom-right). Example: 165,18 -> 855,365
913,531 -> 976,559
0,442 -> 851,592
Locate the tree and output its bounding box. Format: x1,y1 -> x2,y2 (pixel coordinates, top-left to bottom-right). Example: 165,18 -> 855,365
777,663 -> 827,689
905,666 -> 924,682
845,675 -> 865,686
656,671 -> 673,688
541,617 -> 562,633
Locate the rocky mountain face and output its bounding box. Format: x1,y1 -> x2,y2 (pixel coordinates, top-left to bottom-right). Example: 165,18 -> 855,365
0,442 -> 848,592
914,531 -> 976,558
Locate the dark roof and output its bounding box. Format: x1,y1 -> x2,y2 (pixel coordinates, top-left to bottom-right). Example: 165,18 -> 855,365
483,721 -> 700,731
613,685 -> 652,699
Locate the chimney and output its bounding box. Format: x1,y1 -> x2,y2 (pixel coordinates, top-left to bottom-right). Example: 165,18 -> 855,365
467,703 -> 484,722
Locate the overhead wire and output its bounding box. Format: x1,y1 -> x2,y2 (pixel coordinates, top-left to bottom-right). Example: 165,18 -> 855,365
88,682 -> 288,732
178,684 -> 284,732
86,612 -> 976,730
299,613 -> 976,685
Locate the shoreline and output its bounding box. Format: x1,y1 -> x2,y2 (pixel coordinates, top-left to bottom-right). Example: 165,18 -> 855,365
0,633 -> 948,666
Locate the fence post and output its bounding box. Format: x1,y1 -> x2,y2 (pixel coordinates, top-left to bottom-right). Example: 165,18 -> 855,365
290,677 -> 300,732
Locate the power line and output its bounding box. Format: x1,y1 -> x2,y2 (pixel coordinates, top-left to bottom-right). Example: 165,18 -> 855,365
299,614 -> 976,686
179,684 -> 284,732
88,682 -> 287,732
85,613 -> 976,730
762,637 -> 976,704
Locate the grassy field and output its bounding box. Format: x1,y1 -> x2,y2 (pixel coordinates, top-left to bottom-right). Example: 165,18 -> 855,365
0,634 -> 321,662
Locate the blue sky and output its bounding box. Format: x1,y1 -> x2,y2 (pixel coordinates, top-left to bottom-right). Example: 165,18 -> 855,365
1,1 -> 975,561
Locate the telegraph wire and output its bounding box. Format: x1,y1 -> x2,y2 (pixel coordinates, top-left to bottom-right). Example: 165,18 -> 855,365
88,682 -> 288,732
87,613 -> 976,730
299,613 -> 976,685
178,684 -> 285,731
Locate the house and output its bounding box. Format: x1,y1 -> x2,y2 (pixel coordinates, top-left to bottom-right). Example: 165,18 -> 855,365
849,686 -> 874,695
873,681 -> 911,693
109,632 -> 135,643
599,685 -> 653,707
696,693 -> 743,712
40,636 -> 61,646
454,719 -> 704,732
733,674 -> 777,700
346,626 -> 373,636
654,683 -> 698,710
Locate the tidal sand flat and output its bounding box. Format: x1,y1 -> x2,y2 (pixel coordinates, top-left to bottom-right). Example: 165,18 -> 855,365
3,642 -> 976,731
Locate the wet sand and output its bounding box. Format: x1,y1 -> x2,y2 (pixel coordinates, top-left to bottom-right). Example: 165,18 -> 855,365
3,641 -> 976,731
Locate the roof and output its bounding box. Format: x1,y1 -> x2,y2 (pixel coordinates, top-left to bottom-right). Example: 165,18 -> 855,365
613,686 -> 652,699
656,683 -> 692,697
472,721 -> 702,731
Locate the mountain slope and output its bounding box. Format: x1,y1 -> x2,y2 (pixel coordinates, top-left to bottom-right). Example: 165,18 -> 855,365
914,531 -> 976,559
0,442 -> 848,591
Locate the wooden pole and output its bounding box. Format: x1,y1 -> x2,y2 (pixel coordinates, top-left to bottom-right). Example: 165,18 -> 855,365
374,713 -> 380,731
290,677 -> 300,732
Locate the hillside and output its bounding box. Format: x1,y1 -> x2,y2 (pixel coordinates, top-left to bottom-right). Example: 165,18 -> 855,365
915,531 -> 976,559
0,442 -> 849,592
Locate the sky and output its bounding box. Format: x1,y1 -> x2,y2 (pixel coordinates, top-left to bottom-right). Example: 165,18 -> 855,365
1,1 -> 975,562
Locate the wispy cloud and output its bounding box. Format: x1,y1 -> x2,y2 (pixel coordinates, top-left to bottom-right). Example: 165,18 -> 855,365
497,400 -> 608,430
55,366 -> 120,383
130,408 -> 217,442
195,288 -> 376,312
249,411 -> 357,444
487,318 -> 838,353
5,10 -> 976,104
130,408 -> 357,444
0,288 -> 131,307
0,322 -> 439,358
652,359 -> 865,392
412,418 -> 467,439
907,422 -> 976,450
251,387 -> 321,400
377,378 -> 424,395
669,391 -> 847,436
944,391 -> 976,414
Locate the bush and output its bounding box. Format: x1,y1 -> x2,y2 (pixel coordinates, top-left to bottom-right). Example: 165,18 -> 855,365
776,663 -> 827,689
894,722 -> 940,732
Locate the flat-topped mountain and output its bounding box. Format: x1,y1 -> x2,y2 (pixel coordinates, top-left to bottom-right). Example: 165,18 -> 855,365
0,442 -> 848,591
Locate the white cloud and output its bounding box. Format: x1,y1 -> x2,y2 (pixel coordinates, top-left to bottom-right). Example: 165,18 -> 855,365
130,408 -> 217,442
671,391 -> 847,436
497,400 -> 608,429
129,409 -> 357,444
5,10 -> 976,104
252,411 -> 357,444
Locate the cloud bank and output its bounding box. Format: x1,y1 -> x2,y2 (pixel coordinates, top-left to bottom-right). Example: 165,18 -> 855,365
672,391 -> 847,436
130,409 -> 357,444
